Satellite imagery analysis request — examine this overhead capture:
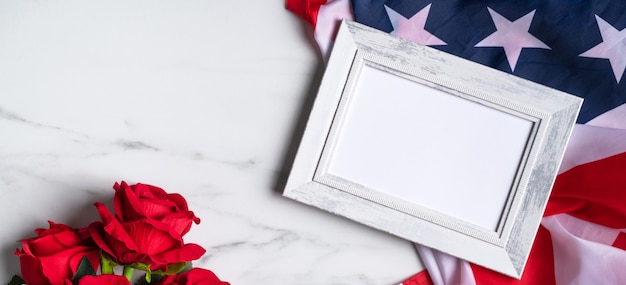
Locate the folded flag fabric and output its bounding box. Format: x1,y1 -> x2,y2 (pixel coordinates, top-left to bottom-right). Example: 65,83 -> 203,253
287,0 -> 626,284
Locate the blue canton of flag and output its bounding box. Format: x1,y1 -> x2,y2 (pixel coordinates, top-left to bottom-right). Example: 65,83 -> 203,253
351,0 -> 626,123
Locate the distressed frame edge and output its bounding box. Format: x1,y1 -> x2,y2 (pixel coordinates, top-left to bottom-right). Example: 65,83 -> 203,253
283,20 -> 583,279
283,20 -> 358,196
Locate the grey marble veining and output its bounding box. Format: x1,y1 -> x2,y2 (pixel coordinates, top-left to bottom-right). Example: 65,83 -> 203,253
0,1 -> 423,284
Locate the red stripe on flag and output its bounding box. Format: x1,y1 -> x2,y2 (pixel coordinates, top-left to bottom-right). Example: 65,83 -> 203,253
470,226 -> 556,285
285,0 -> 327,27
612,232 -> 626,251
402,270 -> 434,285
545,152 -> 626,228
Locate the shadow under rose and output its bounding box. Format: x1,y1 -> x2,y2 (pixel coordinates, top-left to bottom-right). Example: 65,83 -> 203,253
2,228 -> 30,280
1,188 -> 113,281
65,191 -> 113,229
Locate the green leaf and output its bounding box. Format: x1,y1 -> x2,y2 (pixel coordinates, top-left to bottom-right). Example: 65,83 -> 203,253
72,256 -> 96,285
150,274 -> 164,283
161,262 -> 188,275
128,262 -> 152,283
134,274 -> 164,285
180,262 -> 193,274
7,275 -> 25,285
126,262 -> 188,284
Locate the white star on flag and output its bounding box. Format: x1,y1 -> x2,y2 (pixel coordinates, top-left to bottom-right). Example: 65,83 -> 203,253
384,4 -> 446,46
580,15 -> 626,83
475,8 -> 550,71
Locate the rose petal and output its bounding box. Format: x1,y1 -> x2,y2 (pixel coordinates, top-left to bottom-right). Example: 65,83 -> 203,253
76,225 -> 92,242
136,197 -> 178,220
16,252 -> 50,285
115,182 -> 178,221
77,274 -> 131,285
87,222 -> 115,257
95,202 -> 139,252
115,185 -> 149,221
138,183 -> 168,197
33,221 -> 73,237
38,247 -> 94,285
138,184 -> 182,216
18,240 -> 35,256
158,268 -> 230,285
135,183 -> 190,213
115,181 -> 145,221
160,211 -> 200,236
67,246 -> 99,277
152,243 -> 206,267
185,268 -> 230,285
163,193 -> 190,211
89,220 -> 151,266
120,218 -> 182,256
28,230 -> 81,256
15,222 -> 99,285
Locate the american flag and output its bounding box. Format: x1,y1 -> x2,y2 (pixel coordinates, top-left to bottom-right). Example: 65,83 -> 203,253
287,0 -> 626,284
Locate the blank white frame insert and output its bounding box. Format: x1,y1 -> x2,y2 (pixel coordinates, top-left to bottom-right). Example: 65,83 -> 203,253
325,65 -> 534,231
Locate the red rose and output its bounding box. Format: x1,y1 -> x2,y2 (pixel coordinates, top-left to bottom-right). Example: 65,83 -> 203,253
74,275 -> 131,285
113,181 -> 200,237
14,221 -> 99,285
87,182 -> 205,271
156,268 -> 230,285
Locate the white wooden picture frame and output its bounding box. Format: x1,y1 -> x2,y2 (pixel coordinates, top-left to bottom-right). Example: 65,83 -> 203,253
283,20 -> 582,278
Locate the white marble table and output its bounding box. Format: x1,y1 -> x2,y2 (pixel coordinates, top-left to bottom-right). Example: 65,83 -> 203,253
0,1 -> 423,284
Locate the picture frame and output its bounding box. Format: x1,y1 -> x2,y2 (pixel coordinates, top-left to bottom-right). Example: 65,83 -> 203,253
283,20 -> 582,278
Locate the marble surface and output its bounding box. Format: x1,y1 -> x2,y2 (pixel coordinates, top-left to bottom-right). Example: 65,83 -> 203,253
0,1 -> 423,284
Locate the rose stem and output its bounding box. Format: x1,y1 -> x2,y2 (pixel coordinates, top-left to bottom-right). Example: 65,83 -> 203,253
123,266 -> 135,281
100,254 -> 114,274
